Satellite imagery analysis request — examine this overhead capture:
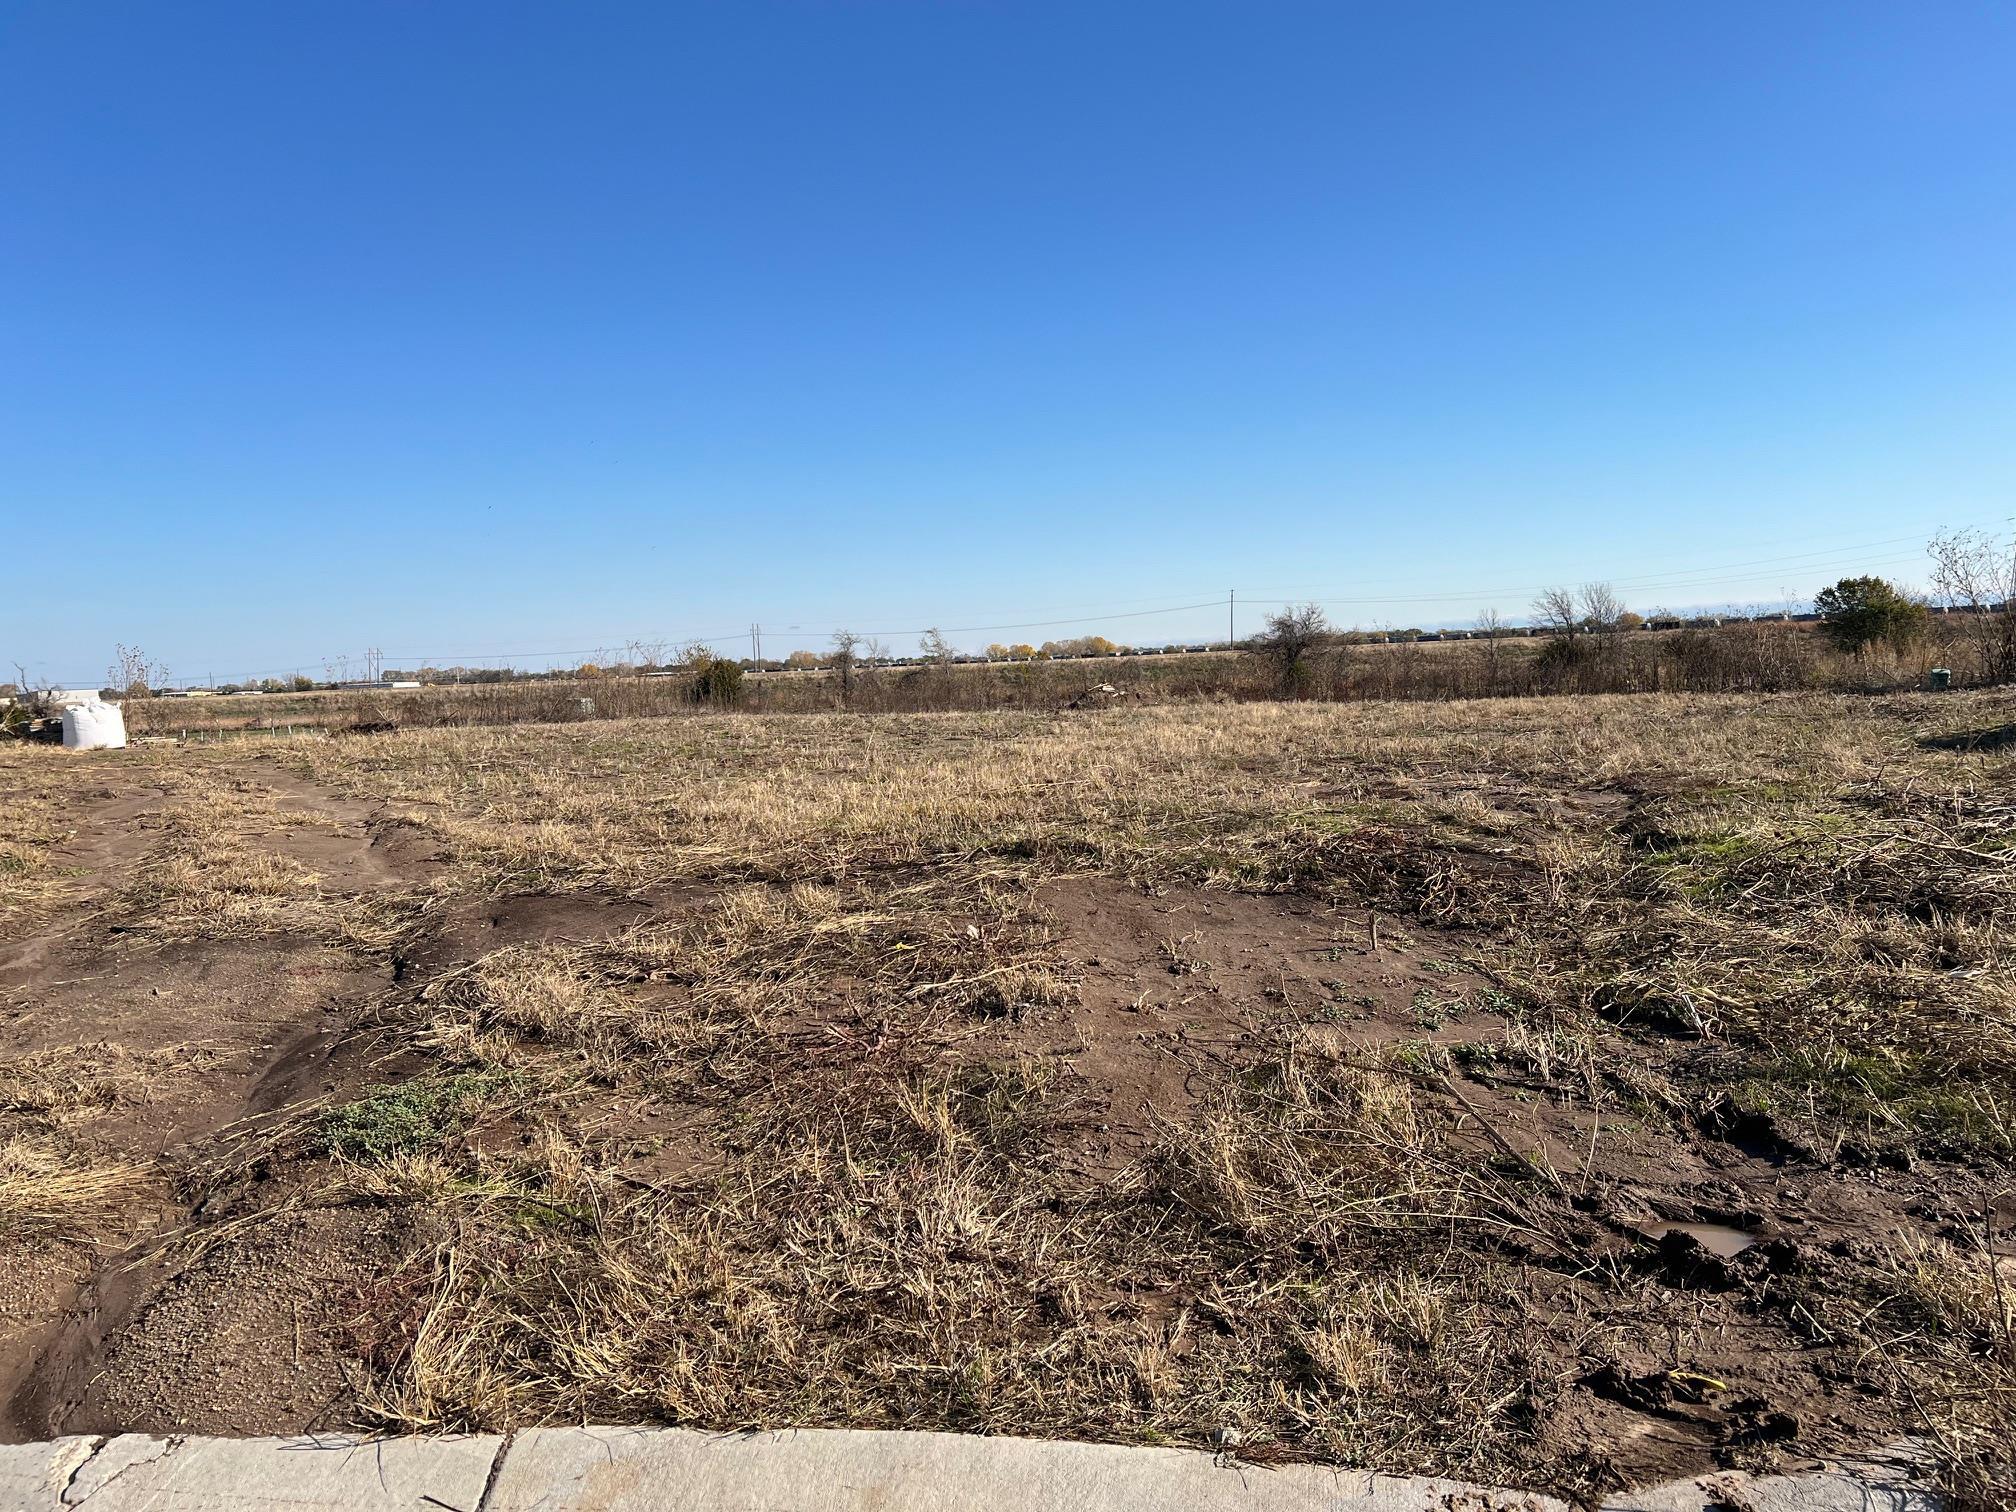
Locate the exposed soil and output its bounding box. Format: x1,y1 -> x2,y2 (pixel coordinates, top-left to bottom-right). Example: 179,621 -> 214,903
0,760 -> 434,1440
0,783 -> 170,980
1027,880 -> 1505,1173
1020,878 -> 1938,1487
0,747 -> 1971,1497
36,1205 -> 407,1437
394,889 -> 673,982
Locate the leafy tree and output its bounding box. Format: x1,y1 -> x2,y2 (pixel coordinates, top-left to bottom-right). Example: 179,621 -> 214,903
1814,576 -> 1928,653
691,655 -> 744,707
1040,635 -> 1123,658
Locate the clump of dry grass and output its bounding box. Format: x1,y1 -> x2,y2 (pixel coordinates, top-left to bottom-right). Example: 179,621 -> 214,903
0,1043 -> 218,1123
418,879 -> 1072,1081
0,1044 -> 202,1238
1793,1219 -> 2016,1511
0,1137 -> 150,1236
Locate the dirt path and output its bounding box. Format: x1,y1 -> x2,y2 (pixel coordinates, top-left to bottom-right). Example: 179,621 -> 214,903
244,761 -> 444,894
0,783 -> 171,984
0,753 -> 445,1441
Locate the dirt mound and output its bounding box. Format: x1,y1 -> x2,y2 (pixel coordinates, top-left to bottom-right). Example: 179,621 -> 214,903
33,1205 -> 401,1437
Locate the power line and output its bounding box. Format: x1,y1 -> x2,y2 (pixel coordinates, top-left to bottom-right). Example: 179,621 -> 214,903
1239,550 -> 1935,610
856,597 -> 1230,640
19,521 -> 1997,687
1235,528 -> 1948,603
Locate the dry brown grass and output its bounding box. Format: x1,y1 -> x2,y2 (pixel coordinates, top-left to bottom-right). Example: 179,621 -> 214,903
100,763 -> 419,951
0,1044 -> 198,1238
273,693 -> 2016,1140
0,744 -> 123,930
11,689 -> 2016,1497
0,1138 -> 150,1236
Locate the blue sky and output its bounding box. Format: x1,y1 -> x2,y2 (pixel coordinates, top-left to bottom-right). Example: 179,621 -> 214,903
3,2 -> 2012,683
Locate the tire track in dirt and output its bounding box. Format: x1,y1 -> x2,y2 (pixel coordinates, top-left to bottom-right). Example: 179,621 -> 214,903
0,754 -> 448,1442
0,784 -> 173,986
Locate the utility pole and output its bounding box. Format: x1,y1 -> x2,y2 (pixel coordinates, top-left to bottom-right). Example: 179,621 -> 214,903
1228,589 -> 1235,648
751,623 -> 762,666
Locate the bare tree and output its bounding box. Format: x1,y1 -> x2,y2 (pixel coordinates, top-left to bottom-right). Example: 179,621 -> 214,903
109,644 -> 167,697
1579,582 -> 1626,634
1929,528 -> 2016,684
919,628 -> 954,665
830,630 -> 861,706
1249,603 -> 1333,698
1531,587 -> 1581,639
1475,608 -> 1508,686
626,638 -> 670,674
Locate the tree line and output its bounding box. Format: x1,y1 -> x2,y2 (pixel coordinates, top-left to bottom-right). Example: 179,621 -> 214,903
19,528 -> 2012,714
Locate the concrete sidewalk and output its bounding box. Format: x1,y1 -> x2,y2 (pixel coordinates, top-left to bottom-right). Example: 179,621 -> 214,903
0,1425 -> 1936,1511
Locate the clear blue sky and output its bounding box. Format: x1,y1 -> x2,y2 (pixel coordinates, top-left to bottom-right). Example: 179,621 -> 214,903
4,2 -> 2011,683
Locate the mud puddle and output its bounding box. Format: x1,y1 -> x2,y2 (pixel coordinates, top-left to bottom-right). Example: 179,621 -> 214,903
1637,1221 -> 1759,1258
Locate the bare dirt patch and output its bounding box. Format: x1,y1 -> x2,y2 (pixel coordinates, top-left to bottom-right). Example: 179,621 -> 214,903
1028,880 -> 1501,1172
0,752 -> 449,1441
34,1204 -> 403,1438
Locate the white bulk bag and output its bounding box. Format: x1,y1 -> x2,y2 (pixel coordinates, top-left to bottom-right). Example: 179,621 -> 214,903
61,699 -> 127,751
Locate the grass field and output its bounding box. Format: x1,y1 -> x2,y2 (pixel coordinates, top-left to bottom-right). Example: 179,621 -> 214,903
4,690 -> 2014,1504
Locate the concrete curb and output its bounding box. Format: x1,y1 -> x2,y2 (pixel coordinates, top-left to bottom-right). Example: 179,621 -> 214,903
0,1426 -> 1936,1511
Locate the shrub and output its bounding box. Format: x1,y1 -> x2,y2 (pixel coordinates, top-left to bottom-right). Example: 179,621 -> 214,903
1815,576 -> 1928,654
693,657 -> 745,707
1250,604 -> 1333,698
